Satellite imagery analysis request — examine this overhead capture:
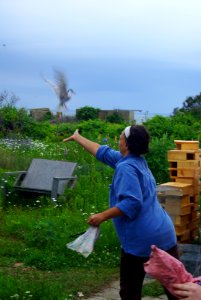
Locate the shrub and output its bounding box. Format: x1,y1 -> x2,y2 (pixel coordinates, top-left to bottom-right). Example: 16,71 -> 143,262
76,106 -> 100,121
146,135 -> 174,184
106,112 -> 125,124
143,115 -> 173,138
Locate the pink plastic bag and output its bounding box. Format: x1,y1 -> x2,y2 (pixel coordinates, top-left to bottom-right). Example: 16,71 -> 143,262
144,245 -> 194,296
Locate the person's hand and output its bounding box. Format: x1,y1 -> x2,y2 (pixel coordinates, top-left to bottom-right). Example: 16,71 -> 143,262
172,282 -> 201,299
88,207 -> 123,226
63,129 -> 79,142
87,213 -> 106,226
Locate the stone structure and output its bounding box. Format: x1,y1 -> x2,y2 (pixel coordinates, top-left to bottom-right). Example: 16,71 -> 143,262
98,109 -> 134,122
30,108 -> 52,121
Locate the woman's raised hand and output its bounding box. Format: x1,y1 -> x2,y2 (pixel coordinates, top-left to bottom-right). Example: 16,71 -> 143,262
63,129 -> 79,142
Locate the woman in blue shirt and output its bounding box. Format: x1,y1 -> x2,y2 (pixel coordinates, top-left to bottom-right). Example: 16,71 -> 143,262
64,125 -> 179,300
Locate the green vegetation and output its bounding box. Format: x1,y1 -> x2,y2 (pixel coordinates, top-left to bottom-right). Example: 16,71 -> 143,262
0,91 -> 201,298
76,106 -> 100,121
173,92 -> 201,119
106,111 -> 125,124
0,135 -> 120,299
142,280 -> 164,297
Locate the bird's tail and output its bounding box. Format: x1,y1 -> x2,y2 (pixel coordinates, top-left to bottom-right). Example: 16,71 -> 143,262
57,103 -> 67,112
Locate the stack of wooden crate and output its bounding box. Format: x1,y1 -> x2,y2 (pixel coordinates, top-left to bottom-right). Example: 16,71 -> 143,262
157,140 -> 201,243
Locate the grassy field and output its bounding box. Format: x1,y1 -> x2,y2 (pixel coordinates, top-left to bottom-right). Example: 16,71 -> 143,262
0,136 -> 121,299
0,135 -> 189,299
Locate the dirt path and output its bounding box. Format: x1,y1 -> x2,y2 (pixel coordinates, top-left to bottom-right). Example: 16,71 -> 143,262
84,279 -> 168,300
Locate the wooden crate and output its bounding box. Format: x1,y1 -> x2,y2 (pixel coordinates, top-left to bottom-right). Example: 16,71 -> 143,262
158,195 -> 199,213
166,140 -> 201,243
165,204 -> 192,215
173,178 -> 201,194
168,150 -> 201,161
191,202 -> 200,211
170,213 -> 191,225
169,168 -> 201,179
169,160 -> 201,169
174,140 -> 199,150
177,229 -> 190,242
174,177 -> 201,187
157,182 -> 193,196
165,195 -> 191,206
175,177 -> 198,184
191,211 -> 201,221
189,195 -> 200,204
157,195 -> 166,208
175,224 -> 188,235
189,218 -> 200,230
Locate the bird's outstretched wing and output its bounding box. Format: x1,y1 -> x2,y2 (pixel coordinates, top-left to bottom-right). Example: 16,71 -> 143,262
42,75 -> 59,96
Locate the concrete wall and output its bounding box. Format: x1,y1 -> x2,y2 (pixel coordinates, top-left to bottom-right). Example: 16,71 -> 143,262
98,109 -> 134,122
30,108 -> 51,121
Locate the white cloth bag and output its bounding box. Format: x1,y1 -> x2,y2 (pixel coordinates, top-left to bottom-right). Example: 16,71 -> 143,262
67,226 -> 100,257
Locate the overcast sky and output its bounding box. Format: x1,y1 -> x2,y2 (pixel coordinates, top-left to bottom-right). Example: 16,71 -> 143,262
1,0 -> 201,117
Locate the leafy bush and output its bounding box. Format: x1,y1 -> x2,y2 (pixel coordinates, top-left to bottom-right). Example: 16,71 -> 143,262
0,106 -> 55,140
0,106 -> 23,135
146,135 -> 174,184
173,92 -> 201,119
171,112 -> 201,140
77,119 -> 125,139
144,112 -> 201,143
143,115 -> 173,138
76,106 -> 100,121
106,111 -> 125,124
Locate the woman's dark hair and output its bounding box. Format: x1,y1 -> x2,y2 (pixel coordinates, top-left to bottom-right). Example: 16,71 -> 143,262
125,125 -> 150,156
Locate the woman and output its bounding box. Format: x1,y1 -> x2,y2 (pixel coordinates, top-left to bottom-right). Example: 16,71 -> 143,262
64,125 -> 179,300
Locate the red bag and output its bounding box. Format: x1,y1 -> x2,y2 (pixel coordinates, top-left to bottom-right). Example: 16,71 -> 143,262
144,245 -> 194,296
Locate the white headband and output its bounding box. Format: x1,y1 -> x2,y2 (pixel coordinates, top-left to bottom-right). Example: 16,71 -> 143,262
124,126 -> 131,139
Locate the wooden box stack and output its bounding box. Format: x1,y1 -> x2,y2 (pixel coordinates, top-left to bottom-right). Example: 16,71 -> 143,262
157,140 -> 201,243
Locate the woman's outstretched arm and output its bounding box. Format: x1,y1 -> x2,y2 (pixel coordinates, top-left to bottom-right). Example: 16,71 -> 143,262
63,129 -> 100,156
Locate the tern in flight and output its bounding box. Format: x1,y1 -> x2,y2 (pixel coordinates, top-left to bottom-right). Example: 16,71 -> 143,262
43,70 -> 75,110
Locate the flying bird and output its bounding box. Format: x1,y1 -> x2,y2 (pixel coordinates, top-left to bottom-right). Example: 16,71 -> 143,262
43,70 -> 75,110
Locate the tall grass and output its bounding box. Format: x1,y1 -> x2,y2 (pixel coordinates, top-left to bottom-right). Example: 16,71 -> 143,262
0,137 -> 122,299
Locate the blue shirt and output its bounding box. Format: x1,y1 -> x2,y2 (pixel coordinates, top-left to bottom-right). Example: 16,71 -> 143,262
96,145 -> 177,257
